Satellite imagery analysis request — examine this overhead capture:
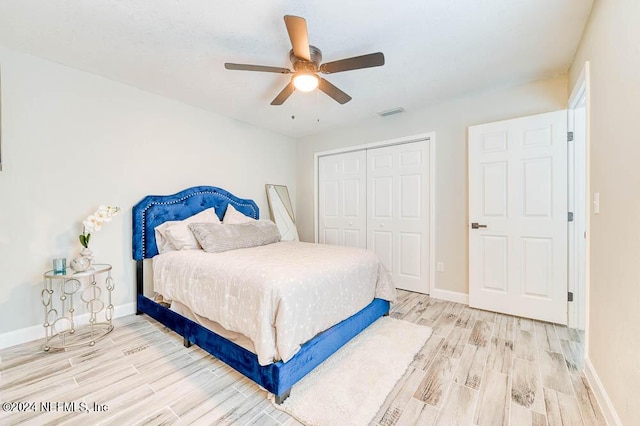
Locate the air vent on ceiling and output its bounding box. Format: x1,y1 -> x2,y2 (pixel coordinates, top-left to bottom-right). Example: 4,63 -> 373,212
377,107 -> 405,117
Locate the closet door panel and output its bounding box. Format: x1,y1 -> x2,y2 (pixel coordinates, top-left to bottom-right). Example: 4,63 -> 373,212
400,232 -> 422,278
318,151 -> 367,248
318,140 -> 430,294
372,230 -> 393,270
367,140 -> 430,294
323,228 -> 339,245
372,176 -> 393,218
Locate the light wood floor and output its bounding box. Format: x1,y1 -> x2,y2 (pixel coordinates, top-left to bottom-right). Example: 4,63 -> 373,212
376,291 -> 605,426
0,291 -> 605,425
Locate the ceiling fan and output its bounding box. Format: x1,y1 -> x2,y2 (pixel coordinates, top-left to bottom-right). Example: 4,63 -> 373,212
224,15 -> 385,105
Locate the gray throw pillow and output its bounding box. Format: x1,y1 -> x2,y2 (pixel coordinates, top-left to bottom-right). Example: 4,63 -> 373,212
188,221 -> 281,253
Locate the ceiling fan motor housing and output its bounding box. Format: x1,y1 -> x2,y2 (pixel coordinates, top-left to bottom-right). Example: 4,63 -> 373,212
290,45 -> 323,71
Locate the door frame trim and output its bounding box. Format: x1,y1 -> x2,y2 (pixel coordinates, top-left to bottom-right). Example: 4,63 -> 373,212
568,61 -> 591,344
313,132 -> 436,295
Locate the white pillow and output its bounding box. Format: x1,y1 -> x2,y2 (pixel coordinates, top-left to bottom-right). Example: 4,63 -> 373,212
223,204 -> 256,224
154,208 -> 221,253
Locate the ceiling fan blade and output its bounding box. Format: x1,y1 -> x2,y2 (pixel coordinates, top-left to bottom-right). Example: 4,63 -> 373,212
320,52 -> 385,74
225,63 -> 291,74
271,82 -> 296,105
318,78 -> 352,104
284,15 -> 311,61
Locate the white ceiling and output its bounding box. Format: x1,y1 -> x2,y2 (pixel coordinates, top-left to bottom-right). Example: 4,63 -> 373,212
0,1 -> 593,138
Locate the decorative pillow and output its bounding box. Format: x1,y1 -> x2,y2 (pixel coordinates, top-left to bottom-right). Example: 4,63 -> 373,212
223,203 -> 256,224
154,208 -> 221,253
189,221 -> 280,253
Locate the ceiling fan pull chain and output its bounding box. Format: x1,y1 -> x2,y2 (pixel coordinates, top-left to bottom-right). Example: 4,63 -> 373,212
316,87 -> 321,123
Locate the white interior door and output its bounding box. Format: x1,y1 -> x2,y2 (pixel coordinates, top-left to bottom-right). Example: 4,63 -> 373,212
468,111 -> 567,324
368,140 -> 430,293
318,151 -> 367,248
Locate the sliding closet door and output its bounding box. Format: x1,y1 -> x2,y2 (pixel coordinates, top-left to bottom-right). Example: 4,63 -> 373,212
367,140 -> 430,293
318,151 -> 367,248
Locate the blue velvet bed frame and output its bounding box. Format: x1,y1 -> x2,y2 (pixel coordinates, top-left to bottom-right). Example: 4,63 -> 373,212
132,186 -> 390,403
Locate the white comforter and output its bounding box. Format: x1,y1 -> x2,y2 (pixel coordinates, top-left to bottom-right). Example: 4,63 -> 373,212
153,241 -> 395,365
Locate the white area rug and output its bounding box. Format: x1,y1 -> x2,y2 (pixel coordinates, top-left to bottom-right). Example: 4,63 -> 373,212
271,317 -> 432,426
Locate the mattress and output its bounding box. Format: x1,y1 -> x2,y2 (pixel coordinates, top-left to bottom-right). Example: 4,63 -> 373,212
170,300 -> 256,353
153,241 -> 395,365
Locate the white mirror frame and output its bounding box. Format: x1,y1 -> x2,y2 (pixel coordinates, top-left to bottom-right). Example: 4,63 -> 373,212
265,184 -> 299,241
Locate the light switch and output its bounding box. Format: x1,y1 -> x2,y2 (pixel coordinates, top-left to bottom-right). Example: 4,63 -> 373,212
593,192 -> 600,214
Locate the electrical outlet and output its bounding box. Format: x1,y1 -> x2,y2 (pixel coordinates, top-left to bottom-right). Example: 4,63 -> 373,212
593,192 -> 600,214
436,262 -> 444,272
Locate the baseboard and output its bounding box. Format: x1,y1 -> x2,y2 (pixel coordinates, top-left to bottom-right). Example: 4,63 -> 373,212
0,302 -> 137,350
584,357 -> 622,425
429,288 -> 469,305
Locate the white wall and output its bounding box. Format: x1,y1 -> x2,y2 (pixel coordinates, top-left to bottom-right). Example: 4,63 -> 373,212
297,76 -> 567,295
0,45 -> 296,336
569,0 -> 640,424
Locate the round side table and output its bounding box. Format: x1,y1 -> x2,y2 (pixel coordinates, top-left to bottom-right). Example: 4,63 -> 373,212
42,264 -> 115,351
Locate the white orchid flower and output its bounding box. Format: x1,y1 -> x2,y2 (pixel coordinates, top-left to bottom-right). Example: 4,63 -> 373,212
79,205 -> 120,249
106,206 -> 121,217
82,216 -> 96,233
95,209 -> 112,222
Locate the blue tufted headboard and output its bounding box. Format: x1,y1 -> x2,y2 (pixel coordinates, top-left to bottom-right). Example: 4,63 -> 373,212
132,186 -> 259,260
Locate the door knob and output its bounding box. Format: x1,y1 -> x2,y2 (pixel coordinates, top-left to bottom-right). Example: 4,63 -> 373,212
471,222 -> 487,229
349,221 -> 353,226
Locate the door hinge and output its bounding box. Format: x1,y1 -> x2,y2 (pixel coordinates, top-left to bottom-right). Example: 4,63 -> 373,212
568,212 -> 574,222
568,292 -> 574,302
567,131 -> 574,142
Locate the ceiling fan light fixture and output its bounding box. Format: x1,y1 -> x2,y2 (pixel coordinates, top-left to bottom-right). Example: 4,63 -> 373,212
293,73 -> 319,92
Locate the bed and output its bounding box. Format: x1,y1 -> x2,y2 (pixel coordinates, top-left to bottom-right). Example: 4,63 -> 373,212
132,185 -> 394,403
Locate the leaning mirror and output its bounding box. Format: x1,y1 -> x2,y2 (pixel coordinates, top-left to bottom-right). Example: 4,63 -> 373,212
265,184 -> 299,241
